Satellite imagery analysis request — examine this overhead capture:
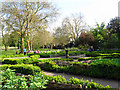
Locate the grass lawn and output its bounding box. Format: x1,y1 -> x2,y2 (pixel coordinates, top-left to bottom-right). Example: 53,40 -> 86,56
2,47 -> 19,55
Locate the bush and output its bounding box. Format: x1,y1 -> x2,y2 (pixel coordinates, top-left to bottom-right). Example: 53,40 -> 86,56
85,52 -> 100,57
27,53 -> 50,58
39,53 -> 50,58
2,54 -> 25,58
2,59 -> 23,64
1,64 -> 41,75
22,58 -> 34,64
78,57 -> 101,61
30,55 -> 40,59
2,58 -> 38,65
38,59 -> 120,80
51,58 -> 74,61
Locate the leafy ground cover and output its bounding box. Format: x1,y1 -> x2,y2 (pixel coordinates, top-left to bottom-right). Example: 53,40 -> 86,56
0,68 -> 48,89
0,68 -> 111,89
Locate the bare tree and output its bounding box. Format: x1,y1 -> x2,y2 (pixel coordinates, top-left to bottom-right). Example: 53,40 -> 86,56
2,1 -> 58,53
62,13 -> 87,42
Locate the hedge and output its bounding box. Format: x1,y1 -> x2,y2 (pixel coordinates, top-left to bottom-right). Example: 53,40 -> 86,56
0,64 -> 41,75
27,53 -> 50,58
30,55 -> 40,59
2,54 -> 25,58
38,60 -> 120,80
2,58 -> 38,65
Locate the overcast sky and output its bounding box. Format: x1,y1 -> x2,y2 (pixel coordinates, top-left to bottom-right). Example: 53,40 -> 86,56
48,0 -> 119,31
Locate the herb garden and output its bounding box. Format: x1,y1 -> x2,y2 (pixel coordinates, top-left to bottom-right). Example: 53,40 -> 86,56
1,48 -> 120,89
1,1 -> 120,89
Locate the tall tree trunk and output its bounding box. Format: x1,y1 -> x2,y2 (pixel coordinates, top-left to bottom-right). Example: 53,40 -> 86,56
51,43 -> 53,49
15,43 -> 17,50
26,22 -> 30,51
21,36 -> 24,53
27,40 -> 30,51
43,45 -> 44,49
30,40 -> 32,51
18,40 -> 19,49
5,45 -> 8,51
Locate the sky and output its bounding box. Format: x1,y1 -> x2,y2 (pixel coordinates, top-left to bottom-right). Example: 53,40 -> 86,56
47,0 -> 120,31
0,0 -> 119,32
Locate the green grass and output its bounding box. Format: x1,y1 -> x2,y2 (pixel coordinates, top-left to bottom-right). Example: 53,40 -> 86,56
2,48 -> 19,55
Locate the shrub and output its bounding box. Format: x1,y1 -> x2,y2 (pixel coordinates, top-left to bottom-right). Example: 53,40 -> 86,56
85,52 -> 100,57
39,53 -> 50,58
1,64 -> 41,75
51,58 -> 74,61
38,59 -> 120,80
30,55 -> 40,59
2,59 -> 23,65
22,58 -> 34,64
2,58 -> 38,65
2,54 -> 25,58
27,53 -> 50,58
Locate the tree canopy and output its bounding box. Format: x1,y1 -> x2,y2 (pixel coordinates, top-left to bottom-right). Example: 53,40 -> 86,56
2,1 -> 58,52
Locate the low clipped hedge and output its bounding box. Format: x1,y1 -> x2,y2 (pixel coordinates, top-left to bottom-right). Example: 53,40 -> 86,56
27,53 -> 50,58
38,59 -> 120,80
0,64 -> 41,75
30,55 -> 40,59
51,58 -> 74,61
2,54 -> 25,58
2,58 -> 23,64
78,57 -> 100,61
68,62 -> 120,80
2,58 -> 39,65
85,52 -> 120,58
85,52 -> 100,57
99,50 -> 120,53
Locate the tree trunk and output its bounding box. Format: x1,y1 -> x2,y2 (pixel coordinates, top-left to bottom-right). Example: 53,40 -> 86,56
27,40 -> 30,51
30,40 -> 32,51
51,44 -> 53,49
18,38 -> 20,49
43,45 -> 44,49
15,43 -> 17,50
21,37 -> 24,53
5,45 -> 8,51
18,40 -> 19,49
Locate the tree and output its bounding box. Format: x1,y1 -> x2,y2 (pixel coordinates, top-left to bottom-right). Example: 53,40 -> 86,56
53,27 -> 70,47
78,31 -> 95,46
32,29 -> 53,49
62,13 -> 87,42
9,31 -> 20,48
2,1 -> 58,53
106,33 -> 119,48
2,33 -> 11,51
107,17 -> 120,41
90,22 -> 108,49
1,21 -> 11,51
